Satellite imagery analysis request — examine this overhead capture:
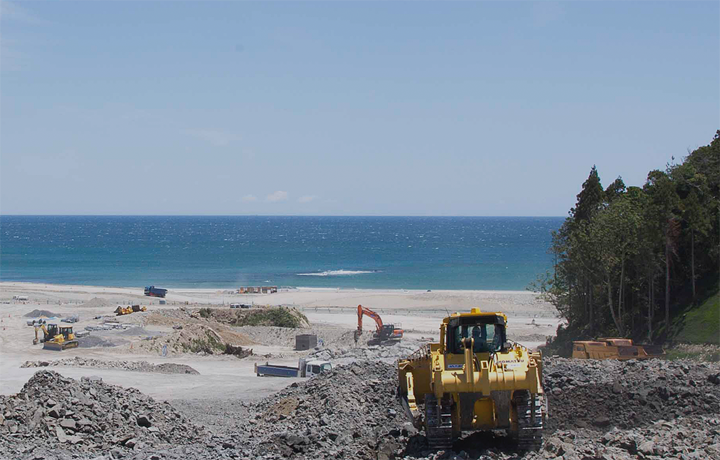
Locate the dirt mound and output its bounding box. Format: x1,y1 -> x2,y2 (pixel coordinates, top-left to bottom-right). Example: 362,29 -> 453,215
77,297 -> 114,309
131,323 -> 255,356
0,371 -> 203,457
23,309 -> 60,318
21,357 -> 200,375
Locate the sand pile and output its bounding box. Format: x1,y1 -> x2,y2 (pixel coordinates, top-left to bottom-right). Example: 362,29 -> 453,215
0,371 -> 203,458
77,297 -> 114,309
21,357 -> 200,375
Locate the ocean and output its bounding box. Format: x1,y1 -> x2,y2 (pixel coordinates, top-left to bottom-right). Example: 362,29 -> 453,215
0,216 -> 563,290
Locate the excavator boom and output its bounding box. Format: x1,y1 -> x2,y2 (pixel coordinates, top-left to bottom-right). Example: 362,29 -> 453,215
356,305 -> 403,344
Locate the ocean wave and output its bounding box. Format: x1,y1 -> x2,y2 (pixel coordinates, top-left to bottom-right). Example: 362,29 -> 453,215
297,270 -> 378,277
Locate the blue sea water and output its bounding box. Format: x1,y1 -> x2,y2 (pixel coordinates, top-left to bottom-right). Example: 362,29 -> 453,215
0,216 -> 563,290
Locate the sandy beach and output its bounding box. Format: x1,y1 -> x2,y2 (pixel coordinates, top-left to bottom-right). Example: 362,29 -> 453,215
0,281 -> 560,401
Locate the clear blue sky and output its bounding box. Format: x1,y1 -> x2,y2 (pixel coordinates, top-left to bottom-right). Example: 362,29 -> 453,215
1,1 -> 718,216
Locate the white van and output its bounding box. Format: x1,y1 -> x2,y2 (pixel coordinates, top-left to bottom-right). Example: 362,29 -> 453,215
13,295 -> 29,301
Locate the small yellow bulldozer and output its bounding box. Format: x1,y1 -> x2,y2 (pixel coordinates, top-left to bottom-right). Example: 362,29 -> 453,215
398,308 -> 546,450
34,324 -> 79,351
572,338 -> 665,360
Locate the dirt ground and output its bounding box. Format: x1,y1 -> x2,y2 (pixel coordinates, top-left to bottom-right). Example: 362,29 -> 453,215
0,282 -> 561,401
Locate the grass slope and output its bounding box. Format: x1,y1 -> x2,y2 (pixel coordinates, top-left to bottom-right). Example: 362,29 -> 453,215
674,290 -> 719,345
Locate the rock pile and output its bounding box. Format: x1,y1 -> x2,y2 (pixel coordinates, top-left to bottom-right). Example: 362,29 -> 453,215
543,357 -> 720,432
21,357 -> 200,375
309,340 -> 424,364
0,371 -> 203,458
2,358 -> 720,460
239,361 -> 413,459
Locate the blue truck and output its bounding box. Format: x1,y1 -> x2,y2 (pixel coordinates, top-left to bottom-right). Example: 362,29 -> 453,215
144,286 -> 167,298
254,358 -> 332,378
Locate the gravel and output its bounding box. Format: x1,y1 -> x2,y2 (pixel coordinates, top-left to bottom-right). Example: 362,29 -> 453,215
2,357 -> 719,460
21,357 -> 200,375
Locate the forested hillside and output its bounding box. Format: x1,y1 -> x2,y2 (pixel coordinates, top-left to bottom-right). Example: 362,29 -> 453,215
540,131 -> 720,353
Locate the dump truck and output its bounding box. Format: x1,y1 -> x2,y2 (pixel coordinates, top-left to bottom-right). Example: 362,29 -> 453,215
33,324 -> 79,351
144,286 -> 167,298
398,308 -> 546,450
355,304 -> 403,345
254,358 -> 332,378
572,338 -> 665,360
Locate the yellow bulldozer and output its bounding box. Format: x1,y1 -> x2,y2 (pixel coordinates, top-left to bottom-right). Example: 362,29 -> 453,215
572,338 -> 665,360
398,308 -> 546,450
33,324 -> 79,351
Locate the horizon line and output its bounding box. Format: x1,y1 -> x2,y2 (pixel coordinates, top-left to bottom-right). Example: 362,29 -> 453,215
0,214 -> 567,218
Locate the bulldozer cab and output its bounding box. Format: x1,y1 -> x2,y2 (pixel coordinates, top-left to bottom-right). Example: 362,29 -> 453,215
58,326 -> 74,340
446,315 -> 506,354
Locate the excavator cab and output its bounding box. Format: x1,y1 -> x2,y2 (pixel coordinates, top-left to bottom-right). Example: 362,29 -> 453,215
45,324 -> 59,341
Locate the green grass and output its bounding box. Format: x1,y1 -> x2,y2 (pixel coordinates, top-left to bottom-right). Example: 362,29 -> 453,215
674,291 -> 720,345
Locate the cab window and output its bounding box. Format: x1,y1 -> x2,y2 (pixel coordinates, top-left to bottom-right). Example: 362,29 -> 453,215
448,323 -> 504,353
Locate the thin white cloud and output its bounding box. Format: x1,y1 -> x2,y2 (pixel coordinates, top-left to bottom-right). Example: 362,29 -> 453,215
186,129 -> 238,147
1,1 -> 50,25
241,194 -> 257,202
266,191 -> 288,202
297,195 -> 317,203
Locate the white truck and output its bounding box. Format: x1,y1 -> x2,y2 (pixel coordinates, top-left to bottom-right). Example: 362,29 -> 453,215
254,358 -> 331,377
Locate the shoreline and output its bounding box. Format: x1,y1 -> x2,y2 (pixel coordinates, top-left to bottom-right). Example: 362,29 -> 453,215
0,281 -> 538,296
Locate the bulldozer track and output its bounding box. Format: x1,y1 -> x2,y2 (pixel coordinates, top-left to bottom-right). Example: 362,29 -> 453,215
424,394 -> 453,449
515,391 -> 544,450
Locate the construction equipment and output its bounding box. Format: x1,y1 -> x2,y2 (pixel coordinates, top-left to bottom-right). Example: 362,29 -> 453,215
255,358 -> 332,377
144,286 -> 167,298
398,308 -> 546,450
115,305 -> 147,316
33,324 -> 79,351
355,305 -> 403,345
572,338 -> 665,360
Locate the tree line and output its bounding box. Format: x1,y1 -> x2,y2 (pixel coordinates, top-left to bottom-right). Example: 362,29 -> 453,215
539,131 -> 719,345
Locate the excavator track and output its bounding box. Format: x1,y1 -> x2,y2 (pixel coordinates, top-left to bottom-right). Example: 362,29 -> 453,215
514,391 -> 544,450
424,394 -> 453,449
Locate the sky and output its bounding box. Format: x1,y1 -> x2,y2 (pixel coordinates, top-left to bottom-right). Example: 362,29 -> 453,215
1,1 -> 718,216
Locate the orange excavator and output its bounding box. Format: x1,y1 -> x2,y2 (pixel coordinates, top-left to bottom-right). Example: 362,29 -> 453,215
355,305 -> 403,345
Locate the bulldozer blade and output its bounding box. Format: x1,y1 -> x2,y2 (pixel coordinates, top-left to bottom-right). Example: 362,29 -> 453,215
43,342 -> 63,351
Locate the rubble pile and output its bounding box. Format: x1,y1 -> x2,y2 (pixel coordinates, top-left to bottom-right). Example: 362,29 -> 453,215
238,361 -> 412,459
2,357 -> 720,459
21,357 -> 200,375
0,371 -> 203,458
309,340 -> 423,364
543,357 -> 720,431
